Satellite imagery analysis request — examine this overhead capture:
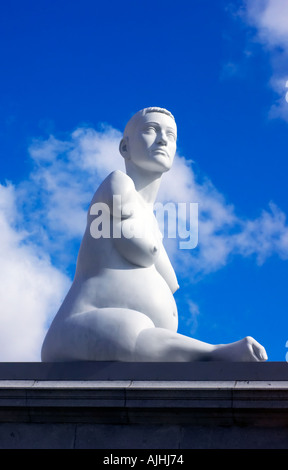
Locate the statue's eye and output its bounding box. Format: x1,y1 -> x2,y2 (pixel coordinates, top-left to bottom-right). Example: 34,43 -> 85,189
167,132 -> 176,141
144,126 -> 157,133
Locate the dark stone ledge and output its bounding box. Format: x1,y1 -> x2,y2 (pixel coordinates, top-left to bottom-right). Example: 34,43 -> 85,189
0,362 -> 288,448
0,361 -> 287,381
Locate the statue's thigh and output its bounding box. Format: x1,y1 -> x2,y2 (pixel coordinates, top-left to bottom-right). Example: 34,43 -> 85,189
47,307 -> 155,361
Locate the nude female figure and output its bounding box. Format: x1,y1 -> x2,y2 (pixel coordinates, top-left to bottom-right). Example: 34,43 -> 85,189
41,107 -> 268,362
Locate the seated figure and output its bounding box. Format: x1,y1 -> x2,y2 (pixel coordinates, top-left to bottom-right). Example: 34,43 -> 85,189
41,107 -> 268,362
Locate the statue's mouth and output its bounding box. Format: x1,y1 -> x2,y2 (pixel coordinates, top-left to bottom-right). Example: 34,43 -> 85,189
152,148 -> 168,156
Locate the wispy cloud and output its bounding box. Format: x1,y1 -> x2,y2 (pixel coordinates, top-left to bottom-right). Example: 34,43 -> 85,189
236,0 -> 288,121
1,124 -> 288,360
0,183 -> 70,361
244,0 -> 288,49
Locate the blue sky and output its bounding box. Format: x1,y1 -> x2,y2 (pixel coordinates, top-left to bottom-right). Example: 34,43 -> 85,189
0,0 -> 288,361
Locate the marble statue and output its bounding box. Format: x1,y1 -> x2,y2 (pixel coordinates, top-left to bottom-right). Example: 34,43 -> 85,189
41,107 -> 268,362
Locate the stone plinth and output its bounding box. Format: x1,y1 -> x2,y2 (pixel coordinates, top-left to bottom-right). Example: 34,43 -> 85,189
0,362 -> 287,449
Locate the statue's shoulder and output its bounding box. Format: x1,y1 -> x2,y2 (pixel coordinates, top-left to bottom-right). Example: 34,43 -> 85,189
106,170 -> 134,191
100,170 -> 135,197
91,170 -> 135,206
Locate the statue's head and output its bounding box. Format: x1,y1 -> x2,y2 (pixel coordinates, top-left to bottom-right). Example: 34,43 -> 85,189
119,107 -> 177,174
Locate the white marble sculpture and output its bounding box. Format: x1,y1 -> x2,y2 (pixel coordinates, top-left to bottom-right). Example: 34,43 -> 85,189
41,107 -> 268,362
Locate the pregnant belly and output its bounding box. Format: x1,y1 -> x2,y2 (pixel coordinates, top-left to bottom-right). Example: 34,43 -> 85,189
80,267 -> 178,332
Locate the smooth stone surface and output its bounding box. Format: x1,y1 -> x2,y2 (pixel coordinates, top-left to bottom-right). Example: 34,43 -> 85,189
41,107 -> 268,363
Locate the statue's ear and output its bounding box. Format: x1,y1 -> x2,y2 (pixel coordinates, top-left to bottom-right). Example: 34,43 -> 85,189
119,137 -> 130,160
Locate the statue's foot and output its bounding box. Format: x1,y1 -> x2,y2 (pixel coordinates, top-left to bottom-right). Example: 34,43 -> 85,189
212,336 -> 268,362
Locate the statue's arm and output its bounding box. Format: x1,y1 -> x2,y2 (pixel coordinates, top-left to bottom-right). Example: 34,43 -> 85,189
154,244 -> 179,293
89,170 -> 136,219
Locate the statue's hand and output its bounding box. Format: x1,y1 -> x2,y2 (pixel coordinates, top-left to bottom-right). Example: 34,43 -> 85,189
212,336 -> 268,362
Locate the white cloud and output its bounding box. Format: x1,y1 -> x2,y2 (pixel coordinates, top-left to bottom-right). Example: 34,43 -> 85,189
158,147 -> 288,277
0,184 -> 70,361
233,202 -> 288,263
245,0 -> 288,49
241,0 -> 288,121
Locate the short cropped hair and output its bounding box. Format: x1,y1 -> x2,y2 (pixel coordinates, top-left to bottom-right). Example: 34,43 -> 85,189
123,107 -> 175,138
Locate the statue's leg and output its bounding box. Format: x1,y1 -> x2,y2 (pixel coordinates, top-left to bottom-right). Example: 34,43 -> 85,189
41,306 -> 218,362
41,307 -> 267,362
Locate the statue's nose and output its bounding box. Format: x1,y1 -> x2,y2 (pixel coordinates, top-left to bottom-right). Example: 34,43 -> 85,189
157,131 -> 168,145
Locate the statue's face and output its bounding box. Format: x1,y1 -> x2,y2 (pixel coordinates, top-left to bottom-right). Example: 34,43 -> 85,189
126,112 -> 177,173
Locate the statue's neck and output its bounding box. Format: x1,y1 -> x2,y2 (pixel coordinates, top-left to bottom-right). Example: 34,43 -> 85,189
125,163 -> 162,206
